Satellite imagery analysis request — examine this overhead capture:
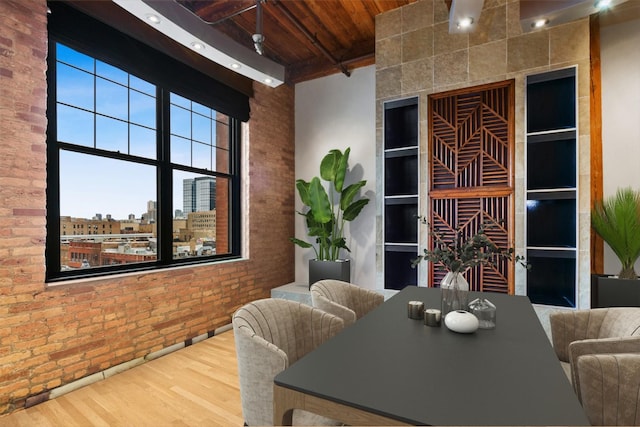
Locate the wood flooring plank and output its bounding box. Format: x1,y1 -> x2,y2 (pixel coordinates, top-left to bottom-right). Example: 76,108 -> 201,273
0,331 -> 243,427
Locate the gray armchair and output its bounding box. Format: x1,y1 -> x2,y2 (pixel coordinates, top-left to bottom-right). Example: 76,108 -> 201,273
310,279 -> 384,327
549,307 -> 640,401
576,352 -> 640,425
232,298 -> 344,426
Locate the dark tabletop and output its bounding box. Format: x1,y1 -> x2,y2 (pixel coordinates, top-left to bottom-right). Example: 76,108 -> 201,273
274,286 -> 590,426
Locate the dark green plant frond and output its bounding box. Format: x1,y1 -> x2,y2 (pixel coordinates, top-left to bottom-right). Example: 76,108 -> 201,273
412,217 -> 528,272
592,187 -> 640,279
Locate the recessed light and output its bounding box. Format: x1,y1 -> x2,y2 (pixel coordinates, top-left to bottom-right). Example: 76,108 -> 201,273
457,17 -> 474,29
595,0 -> 612,9
230,63 -> 242,70
146,14 -> 161,24
264,78 -> 273,84
190,41 -> 205,51
531,19 -> 549,29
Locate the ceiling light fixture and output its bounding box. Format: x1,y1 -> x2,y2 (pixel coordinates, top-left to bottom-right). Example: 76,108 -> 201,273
595,0 -> 612,9
191,41 -> 205,50
146,14 -> 161,24
531,18 -> 549,29
113,0 -> 285,87
520,0 -> 630,33
448,0 -> 484,33
230,63 -> 242,70
457,17 -> 474,29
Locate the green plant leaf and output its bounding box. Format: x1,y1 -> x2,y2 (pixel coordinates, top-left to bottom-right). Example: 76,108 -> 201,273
308,177 -> 332,224
334,147 -> 350,193
340,180 -> 367,211
343,198 -> 370,221
295,179 -> 311,207
320,149 -> 342,183
289,237 -> 312,248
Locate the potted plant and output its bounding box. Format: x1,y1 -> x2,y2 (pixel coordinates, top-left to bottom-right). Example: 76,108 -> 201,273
290,147 -> 370,287
411,217 -> 527,315
591,187 -> 640,307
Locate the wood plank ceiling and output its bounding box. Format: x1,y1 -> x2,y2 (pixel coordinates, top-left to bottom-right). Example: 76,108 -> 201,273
176,0 -> 417,84
71,0 -> 638,89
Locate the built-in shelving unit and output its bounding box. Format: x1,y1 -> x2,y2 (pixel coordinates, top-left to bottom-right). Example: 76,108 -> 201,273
383,97 -> 419,290
525,67 -> 578,307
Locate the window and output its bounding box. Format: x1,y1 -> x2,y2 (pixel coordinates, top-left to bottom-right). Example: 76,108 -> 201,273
46,4 -> 244,282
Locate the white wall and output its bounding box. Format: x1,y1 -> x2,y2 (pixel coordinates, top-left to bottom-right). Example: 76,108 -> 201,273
294,65 -> 377,288
600,18 -> 640,275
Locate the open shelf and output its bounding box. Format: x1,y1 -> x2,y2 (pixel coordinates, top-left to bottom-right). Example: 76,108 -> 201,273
383,97 -> 419,289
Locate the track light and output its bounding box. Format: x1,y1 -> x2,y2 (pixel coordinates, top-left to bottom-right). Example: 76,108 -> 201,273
253,0 -> 265,55
252,34 -> 264,55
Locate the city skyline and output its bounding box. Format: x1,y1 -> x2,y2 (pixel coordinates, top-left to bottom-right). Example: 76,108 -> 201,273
60,157 -> 212,220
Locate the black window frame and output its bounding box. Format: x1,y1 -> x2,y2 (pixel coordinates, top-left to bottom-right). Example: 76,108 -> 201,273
45,2 -> 244,283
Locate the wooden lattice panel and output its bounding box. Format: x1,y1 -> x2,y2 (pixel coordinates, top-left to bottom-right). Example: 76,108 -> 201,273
430,196 -> 512,293
428,81 -> 515,293
431,86 -> 511,190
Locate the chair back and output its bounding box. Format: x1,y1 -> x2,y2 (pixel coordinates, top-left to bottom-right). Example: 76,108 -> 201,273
310,279 -> 384,327
577,353 -> 640,425
232,298 -> 344,426
598,308 -> 640,338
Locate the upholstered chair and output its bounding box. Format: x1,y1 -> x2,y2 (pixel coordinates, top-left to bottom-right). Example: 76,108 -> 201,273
549,307 -> 640,401
232,298 -> 344,426
310,279 -> 384,327
576,352 -> 640,425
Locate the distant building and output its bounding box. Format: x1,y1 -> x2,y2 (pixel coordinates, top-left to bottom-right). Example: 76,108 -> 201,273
146,200 -> 157,223
60,216 -> 121,236
183,177 -> 216,214
120,218 -> 141,234
65,240 -> 156,268
187,210 -> 216,231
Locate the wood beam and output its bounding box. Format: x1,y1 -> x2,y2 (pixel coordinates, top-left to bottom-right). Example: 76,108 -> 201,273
590,14 -> 604,275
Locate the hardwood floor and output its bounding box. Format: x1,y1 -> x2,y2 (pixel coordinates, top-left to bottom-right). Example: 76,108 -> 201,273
0,331 -> 243,427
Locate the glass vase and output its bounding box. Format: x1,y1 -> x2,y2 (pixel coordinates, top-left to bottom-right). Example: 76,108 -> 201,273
440,271 -> 469,318
468,297 -> 497,329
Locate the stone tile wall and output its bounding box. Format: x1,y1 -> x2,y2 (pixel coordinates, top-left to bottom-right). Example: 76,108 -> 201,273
375,0 -> 591,308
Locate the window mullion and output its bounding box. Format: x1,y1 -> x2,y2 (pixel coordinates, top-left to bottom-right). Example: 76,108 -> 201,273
158,88 -> 173,265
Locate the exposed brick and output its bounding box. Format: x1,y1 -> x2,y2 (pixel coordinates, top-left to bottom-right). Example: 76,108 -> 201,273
0,0 -> 294,416
49,339 -> 107,361
12,209 -> 45,217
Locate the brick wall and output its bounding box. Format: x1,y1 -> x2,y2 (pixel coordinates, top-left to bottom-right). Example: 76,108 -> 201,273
0,0 -> 295,415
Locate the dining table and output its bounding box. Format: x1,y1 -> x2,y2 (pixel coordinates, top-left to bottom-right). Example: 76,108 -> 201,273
273,285 -> 590,426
